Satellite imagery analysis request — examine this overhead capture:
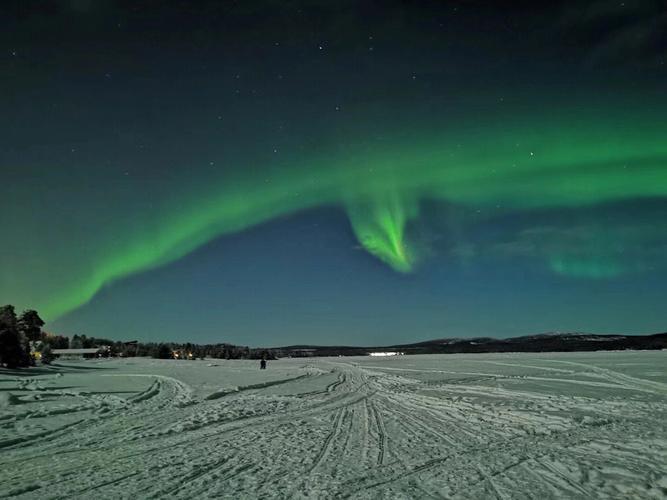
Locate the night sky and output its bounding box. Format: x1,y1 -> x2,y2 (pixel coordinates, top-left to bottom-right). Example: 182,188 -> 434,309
2,1 -> 666,345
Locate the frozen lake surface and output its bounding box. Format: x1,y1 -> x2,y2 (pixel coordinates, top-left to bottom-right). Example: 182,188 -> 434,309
1,351 -> 666,498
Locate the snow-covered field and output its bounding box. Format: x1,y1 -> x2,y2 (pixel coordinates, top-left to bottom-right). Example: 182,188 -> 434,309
1,351 -> 666,499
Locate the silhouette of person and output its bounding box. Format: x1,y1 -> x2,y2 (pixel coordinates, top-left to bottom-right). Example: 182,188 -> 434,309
260,358 -> 267,370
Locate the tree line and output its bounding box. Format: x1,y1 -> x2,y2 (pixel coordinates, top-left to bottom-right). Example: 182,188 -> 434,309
0,304 -> 276,368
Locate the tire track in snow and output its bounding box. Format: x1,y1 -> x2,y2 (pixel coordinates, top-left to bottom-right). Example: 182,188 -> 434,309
307,407 -> 346,473
370,401 -> 387,466
543,360 -> 667,395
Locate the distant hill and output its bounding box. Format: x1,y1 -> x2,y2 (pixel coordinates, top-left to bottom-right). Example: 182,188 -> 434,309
273,332 -> 667,357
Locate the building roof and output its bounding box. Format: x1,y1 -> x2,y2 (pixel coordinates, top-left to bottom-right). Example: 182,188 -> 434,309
52,348 -> 102,354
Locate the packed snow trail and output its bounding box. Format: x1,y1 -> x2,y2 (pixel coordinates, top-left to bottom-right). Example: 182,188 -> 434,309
0,352 -> 666,499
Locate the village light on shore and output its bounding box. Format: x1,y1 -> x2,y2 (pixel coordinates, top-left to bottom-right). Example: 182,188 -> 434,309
368,352 -> 404,357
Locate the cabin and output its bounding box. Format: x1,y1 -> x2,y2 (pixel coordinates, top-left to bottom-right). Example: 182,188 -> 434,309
52,348 -> 106,360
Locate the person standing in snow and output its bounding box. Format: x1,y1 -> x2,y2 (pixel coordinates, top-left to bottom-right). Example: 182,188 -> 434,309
260,358 -> 267,369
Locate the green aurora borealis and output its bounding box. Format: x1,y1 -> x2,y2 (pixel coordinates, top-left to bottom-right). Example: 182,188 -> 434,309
2,1 -> 666,343
14,101 -> 667,321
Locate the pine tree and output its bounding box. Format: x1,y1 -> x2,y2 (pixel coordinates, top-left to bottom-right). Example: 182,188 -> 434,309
0,305 -> 29,368
152,343 -> 173,359
17,310 -> 45,342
